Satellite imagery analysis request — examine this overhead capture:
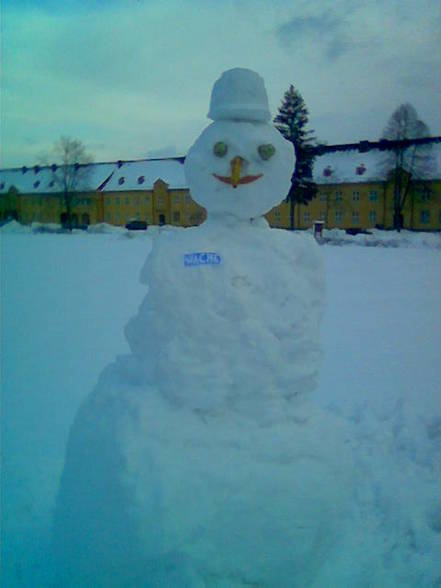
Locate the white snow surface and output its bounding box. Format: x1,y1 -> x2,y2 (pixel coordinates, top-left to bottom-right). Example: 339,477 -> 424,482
52,218 -> 340,587
2,229 -> 441,587
100,158 -> 187,192
0,162 -> 117,195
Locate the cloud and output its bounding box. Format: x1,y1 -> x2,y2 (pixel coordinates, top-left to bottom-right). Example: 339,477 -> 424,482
276,11 -> 351,62
1,0 -> 440,168
146,145 -> 180,158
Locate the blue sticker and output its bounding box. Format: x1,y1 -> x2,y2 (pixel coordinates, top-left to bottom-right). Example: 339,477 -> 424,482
184,252 -> 222,266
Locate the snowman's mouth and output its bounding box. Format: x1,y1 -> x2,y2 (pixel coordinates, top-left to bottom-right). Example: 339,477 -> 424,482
212,173 -> 263,188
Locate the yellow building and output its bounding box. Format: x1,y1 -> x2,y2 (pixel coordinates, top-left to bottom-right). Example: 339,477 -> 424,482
1,150 -> 440,231
266,148 -> 441,231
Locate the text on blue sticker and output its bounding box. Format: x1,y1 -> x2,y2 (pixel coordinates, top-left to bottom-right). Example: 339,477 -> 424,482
184,252 -> 221,266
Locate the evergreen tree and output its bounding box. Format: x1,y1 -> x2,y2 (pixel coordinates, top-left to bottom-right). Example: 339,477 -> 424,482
274,85 -> 317,229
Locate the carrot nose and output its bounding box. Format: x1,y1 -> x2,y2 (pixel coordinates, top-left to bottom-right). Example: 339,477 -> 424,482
230,156 -> 244,188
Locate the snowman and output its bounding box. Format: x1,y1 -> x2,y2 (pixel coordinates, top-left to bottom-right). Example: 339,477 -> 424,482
53,69 -> 352,587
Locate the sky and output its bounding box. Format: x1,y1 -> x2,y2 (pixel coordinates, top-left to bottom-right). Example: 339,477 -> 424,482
1,0 -> 441,168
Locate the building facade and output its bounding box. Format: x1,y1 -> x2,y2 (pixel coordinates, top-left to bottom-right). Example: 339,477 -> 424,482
1,149 -> 440,231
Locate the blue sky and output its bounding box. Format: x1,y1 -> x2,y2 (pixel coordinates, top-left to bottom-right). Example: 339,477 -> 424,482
2,0 -> 441,167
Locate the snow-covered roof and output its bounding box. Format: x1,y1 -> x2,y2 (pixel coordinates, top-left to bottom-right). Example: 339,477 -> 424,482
1,143 -> 439,196
0,163 -> 117,196
0,158 -> 187,195
99,158 -> 187,192
313,150 -> 385,185
313,141 -> 441,184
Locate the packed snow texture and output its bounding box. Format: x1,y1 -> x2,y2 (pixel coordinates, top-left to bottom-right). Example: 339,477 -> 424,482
2,230 -> 441,586
207,68 -> 271,123
184,121 -> 293,221
52,216 -> 343,586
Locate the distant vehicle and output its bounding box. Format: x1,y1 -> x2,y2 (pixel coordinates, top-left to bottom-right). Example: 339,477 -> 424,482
125,220 -> 148,231
345,228 -> 372,236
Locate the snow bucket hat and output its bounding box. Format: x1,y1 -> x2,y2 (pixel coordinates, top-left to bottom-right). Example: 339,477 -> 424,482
207,68 -> 271,123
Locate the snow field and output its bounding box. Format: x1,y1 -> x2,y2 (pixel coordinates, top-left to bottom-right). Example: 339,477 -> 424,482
1,229 -> 441,586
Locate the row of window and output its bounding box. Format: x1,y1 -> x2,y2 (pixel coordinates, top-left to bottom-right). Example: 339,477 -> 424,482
318,190 -> 434,204
318,190 -> 379,202
105,194 -> 192,206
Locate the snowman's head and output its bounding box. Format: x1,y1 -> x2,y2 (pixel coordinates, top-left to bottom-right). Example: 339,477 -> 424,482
184,69 -> 295,222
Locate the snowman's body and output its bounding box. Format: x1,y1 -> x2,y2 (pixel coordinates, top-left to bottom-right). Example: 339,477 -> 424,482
53,69 -> 352,587
125,219 -> 324,415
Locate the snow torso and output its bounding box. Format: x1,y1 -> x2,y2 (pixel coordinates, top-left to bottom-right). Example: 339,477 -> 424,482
125,220 -> 325,415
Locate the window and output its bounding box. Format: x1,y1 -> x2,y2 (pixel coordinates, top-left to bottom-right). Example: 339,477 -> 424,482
369,210 -> 376,224
335,211 -> 342,223
319,193 -> 327,202
115,212 -> 120,221
420,188 -> 431,202
352,191 -> 360,201
106,213 -> 111,221
172,211 -> 181,223
352,211 -> 359,224
106,198 -> 111,205
125,197 -> 130,205
118,177 -> 125,186
145,195 -> 150,203
319,211 -> 326,221
185,195 -> 192,204
369,190 -> 378,201
303,211 -> 311,223
135,212 -> 140,220
157,195 -> 164,206
137,176 -> 145,185
173,195 -> 180,204
135,196 -> 140,205
116,197 -> 120,205
420,210 -> 430,224
335,191 -> 343,202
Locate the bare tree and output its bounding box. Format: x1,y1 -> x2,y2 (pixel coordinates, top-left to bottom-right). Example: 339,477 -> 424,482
380,104 -> 434,230
50,137 -> 94,230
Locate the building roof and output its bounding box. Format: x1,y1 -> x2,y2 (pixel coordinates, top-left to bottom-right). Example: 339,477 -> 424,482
0,163 -> 117,196
1,144 -> 440,196
313,141 -> 441,184
98,158 -> 187,192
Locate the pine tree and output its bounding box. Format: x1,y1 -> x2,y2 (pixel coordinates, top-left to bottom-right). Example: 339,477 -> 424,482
274,85 -> 317,229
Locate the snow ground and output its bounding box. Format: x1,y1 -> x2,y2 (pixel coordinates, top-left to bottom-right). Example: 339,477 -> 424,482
1,226 -> 441,586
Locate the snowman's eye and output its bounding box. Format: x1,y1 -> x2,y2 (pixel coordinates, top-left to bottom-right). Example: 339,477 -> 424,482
258,144 -> 276,161
213,142 -> 228,157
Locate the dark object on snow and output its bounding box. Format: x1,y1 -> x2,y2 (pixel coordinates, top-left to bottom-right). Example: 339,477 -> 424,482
125,220 -> 147,231
345,228 -> 372,236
